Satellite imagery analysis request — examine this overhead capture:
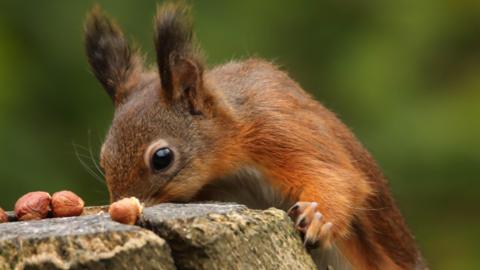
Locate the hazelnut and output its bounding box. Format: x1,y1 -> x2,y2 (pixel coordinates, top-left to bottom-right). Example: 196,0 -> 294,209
0,208 -> 8,223
109,197 -> 143,225
51,190 -> 85,217
15,191 -> 51,221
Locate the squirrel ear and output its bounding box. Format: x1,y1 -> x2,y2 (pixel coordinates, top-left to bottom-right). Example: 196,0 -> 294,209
84,5 -> 141,105
154,4 -> 214,115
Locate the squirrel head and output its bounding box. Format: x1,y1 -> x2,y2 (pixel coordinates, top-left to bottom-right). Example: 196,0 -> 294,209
84,4 -> 236,203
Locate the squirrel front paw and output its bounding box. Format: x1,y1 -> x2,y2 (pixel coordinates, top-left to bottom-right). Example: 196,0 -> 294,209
287,201 -> 334,249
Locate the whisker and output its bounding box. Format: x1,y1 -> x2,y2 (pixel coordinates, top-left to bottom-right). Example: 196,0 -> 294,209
73,142 -> 104,184
88,130 -> 105,177
72,137 -> 105,179
74,153 -> 99,160
71,143 -> 91,152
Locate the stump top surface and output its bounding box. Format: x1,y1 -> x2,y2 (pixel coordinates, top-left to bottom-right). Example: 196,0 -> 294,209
0,213 -> 138,241
141,202 -> 246,221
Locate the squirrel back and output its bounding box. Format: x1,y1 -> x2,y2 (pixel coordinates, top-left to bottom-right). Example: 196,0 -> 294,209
206,59 -> 425,269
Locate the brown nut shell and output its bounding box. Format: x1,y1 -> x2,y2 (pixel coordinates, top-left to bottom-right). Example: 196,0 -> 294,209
14,191 -> 51,221
0,208 -> 8,223
51,190 -> 85,217
108,197 -> 143,225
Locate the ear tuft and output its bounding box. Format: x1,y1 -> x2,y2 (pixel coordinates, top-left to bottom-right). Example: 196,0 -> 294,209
154,3 -> 201,99
84,5 -> 140,104
154,3 -> 216,115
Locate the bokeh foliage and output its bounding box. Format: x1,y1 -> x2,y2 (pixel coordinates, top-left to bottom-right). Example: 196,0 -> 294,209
0,1 -> 479,268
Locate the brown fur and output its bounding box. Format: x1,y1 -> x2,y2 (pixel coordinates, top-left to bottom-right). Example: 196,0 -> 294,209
85,4 -> 425,269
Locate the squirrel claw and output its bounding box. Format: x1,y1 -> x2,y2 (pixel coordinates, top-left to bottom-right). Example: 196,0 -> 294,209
287,201 -> 334,249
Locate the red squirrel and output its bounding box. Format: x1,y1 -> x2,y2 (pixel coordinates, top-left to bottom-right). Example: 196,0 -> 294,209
84,4 -> 426,269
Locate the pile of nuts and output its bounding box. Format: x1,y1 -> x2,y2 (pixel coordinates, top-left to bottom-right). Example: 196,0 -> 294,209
12,190 -> 85,221
0,191 -> 143,226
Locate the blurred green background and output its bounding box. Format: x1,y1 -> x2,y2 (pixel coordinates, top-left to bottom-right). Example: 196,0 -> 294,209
0,0 -> 479,268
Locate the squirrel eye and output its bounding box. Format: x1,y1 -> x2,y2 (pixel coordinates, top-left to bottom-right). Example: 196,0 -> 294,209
151,147 -> 173,172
